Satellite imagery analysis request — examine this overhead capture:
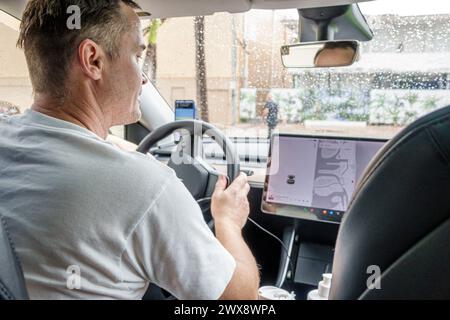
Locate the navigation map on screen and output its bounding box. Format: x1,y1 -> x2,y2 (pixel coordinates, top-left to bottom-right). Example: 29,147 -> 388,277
263,135 -> 386,222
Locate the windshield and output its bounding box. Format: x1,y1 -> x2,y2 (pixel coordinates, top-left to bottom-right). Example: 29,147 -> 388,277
1,0 -> 449,140
143,0 -> 450,139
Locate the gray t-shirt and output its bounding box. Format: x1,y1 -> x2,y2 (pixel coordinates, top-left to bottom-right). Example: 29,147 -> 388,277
0,109 -> 236,300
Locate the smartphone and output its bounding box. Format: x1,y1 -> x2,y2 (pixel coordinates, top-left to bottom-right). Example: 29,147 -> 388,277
175,100 -> 196,121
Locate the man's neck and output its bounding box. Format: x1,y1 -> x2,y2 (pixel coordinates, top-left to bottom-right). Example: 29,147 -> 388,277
31,93 -> 110,139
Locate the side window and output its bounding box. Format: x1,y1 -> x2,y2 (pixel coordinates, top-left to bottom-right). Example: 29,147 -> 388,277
0,12 -> 32,115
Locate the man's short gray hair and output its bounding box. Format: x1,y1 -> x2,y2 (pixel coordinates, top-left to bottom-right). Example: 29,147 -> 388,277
17,0 -> 141,100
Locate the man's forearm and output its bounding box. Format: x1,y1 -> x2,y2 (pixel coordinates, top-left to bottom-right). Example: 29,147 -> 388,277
215,220 -> 260,300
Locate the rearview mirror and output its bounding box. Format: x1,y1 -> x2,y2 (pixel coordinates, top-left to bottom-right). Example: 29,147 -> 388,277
281,40 -> 359,68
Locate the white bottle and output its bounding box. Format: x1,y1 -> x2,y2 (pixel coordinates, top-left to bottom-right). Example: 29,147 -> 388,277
259,286 -> 296,300
307,273 -> 332,300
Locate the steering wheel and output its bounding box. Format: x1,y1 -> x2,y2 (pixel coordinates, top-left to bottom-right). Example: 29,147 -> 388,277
137,120 -> 240,300
137,120 -> 240,228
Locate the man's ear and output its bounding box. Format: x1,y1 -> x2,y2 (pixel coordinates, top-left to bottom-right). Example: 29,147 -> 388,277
78,39 -> 105,81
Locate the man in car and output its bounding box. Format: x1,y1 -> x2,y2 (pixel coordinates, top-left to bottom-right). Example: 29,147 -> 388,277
0,0 -> 259,300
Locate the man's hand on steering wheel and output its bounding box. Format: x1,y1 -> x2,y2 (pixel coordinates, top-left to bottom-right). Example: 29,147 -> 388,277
212,173 -> 251,230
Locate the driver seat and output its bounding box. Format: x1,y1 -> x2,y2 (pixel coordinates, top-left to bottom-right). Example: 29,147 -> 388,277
0,215 -> 29,300
330,105 -> 450,299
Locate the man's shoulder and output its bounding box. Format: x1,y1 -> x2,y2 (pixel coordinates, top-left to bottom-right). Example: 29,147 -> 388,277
124,151 -> 176,183
104,147 -> 177,191
65,147 -> 180,235
65,139 -> 178,202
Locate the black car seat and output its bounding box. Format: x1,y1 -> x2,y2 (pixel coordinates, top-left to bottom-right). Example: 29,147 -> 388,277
0,215 -> 29,300
330,105 -> 450,299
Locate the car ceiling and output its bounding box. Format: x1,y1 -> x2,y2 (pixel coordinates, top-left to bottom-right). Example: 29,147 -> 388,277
1,0 -> 373,20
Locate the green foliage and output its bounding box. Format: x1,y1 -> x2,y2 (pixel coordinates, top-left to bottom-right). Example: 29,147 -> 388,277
405,93 -> 419,106
146,19 -> 163,45
422,96 -> 440,112
239,87 -> 444,126
335,96 -> 369,122
239,89 -> 257,121
370,92 -> 441,126
297,88 -> 321,123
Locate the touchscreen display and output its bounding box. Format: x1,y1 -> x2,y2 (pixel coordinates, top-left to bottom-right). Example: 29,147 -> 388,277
262,135 -> 386,223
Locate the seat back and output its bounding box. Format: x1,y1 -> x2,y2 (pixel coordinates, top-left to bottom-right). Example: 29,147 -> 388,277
330,105 -> 450,299
0,215 -> 29,300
